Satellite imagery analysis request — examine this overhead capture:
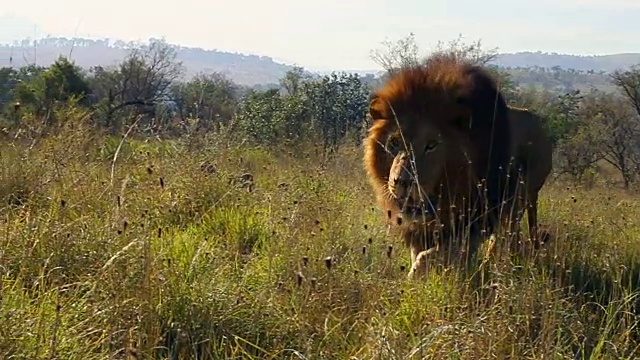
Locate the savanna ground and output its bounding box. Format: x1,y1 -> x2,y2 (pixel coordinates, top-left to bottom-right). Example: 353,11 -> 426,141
2,112 -> 640,359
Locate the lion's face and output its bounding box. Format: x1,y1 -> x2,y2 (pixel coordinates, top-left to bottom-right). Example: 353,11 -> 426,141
364,58 -> 514,230
374,118 -> 473,223
384,123 -> 445,216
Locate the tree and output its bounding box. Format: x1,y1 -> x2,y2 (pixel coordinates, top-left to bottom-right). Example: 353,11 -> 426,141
432,34 -> 499,66
305,72 -> 369,149
41,57 -> 91,104
543,90 -> 604,185
0,67 -> 19,107
544,90 -> 584,146
370,33 -> 500,75
89,39 -> 184,132
370,32 -> 420,74
553,125 -> 603,187
607,64 -> 640,187
279,66 -> 310,96
12,56 -> 90,123
611,65 -> 640,117
233,70 -> 369,148
234,88 -> 284,144
172,72 -> 239,132
584,91 -> 640,188
369,33 -> 511,98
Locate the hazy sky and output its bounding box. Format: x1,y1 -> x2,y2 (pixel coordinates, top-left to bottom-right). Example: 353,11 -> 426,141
1,0 -> 639,71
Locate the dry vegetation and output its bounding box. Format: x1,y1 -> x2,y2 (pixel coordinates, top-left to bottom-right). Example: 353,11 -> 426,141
1,106 -> 640,359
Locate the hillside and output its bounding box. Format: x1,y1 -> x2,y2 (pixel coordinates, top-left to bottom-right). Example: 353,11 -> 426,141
1,36 -> 639,89
0,37 -> 293,86
493,51 -> 640,73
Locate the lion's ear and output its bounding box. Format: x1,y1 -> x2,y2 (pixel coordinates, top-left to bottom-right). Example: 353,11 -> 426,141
369,95 -> 390,121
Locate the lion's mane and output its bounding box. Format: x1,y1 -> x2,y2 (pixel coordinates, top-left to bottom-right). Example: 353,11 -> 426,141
363,53 -> 517,254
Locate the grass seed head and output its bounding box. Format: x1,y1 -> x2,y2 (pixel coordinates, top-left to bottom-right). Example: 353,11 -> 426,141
324,256 -> 333,270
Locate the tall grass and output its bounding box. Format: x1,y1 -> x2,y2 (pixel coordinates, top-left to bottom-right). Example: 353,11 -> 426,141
1,111 -> 640,359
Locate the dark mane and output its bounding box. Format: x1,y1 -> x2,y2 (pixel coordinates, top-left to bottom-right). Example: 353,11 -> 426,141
369,52 -> 516,234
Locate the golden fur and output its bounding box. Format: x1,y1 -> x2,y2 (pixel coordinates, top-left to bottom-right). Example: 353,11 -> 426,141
363,53 -> 518,278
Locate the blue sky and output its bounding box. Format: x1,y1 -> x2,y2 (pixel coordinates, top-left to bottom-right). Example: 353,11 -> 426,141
1,0 -> 639,71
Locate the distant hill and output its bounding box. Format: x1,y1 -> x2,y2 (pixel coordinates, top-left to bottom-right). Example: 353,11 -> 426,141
1,36 -> 639,89
493,51 -> 640,73
0,37 -> 294,86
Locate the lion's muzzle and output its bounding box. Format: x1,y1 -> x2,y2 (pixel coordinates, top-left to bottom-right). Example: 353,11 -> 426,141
388,151 -> 413,200
388,152 -> 439,218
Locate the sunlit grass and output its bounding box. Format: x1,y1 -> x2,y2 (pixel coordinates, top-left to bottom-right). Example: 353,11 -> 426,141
1,116 -> 640,359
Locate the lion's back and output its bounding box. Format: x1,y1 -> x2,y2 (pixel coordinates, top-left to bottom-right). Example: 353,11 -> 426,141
507,106 -> 553,188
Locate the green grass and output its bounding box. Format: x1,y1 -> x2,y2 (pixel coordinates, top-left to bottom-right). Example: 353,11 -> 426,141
2,123 -> 640,359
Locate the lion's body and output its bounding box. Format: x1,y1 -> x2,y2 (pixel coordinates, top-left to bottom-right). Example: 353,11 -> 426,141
505,106 -> 553,241
363,53 -> 518,278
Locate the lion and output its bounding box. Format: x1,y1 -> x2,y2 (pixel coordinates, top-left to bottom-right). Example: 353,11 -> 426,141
363,53 -> 520,279
504,106 -> 553,245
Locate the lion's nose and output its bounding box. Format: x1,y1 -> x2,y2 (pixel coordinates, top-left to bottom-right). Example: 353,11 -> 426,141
392,152 -> 413,186
392,166 -> 413,189
393,171 -> 411,186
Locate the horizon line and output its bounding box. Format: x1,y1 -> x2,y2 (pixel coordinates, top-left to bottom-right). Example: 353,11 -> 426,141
2,34 -> 640,68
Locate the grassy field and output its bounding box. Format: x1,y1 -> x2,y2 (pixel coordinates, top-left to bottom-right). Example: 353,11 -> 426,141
2,119 -> 640,359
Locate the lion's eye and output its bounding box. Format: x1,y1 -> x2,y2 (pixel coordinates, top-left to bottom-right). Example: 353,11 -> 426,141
386,137 -> 401,153
423,140 -> 439,154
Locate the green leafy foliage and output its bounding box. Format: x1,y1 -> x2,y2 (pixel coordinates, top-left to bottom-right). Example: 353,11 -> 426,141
11,57 -> 89,122
171,72 -> 239,131
234,70 -> 369,148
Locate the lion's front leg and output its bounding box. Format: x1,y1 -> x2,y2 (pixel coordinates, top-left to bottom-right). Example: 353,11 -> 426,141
407,244 -> 426,279
407,242 -> 439,279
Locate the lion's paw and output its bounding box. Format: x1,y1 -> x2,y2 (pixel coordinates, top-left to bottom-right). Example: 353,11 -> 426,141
407,248 -> 438,280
